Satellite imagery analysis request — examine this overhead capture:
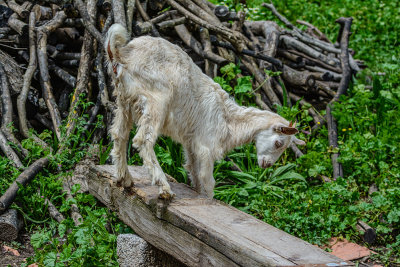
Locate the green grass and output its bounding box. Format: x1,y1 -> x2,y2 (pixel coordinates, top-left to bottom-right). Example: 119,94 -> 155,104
215,0 -> 400,66
208,0 -> 400,264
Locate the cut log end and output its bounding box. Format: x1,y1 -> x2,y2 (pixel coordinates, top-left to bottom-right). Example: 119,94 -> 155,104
0,209 -> 23,241
356,220 -> 377,244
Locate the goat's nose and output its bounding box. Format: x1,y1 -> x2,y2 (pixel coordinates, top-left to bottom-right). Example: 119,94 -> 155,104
261,160 -> 272,168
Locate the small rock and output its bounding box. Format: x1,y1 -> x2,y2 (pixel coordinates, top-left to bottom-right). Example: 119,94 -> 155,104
117,234 -> 186,267
117,234 -> 150,267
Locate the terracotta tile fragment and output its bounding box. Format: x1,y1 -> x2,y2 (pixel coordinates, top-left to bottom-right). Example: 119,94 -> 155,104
3,245 -> 21,256
329,237 -> 371,261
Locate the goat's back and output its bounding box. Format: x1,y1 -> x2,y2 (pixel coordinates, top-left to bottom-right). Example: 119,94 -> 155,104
111,34 -> 233,153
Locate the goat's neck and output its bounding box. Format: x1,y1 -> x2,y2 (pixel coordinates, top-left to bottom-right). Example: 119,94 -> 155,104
225,106 -> 281,151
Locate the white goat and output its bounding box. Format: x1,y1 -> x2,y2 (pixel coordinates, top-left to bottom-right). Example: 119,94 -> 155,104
105,24 -> 305,199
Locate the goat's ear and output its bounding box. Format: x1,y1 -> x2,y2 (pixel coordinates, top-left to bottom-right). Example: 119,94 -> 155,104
293,136 -> 306,146
274,125 -> 299,135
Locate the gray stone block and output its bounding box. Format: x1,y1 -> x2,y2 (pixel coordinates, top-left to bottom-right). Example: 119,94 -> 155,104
117,234 -> 186,267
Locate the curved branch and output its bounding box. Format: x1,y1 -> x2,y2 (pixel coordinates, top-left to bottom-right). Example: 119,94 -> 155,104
36,11 -> 67,140
17,12 -> 49,149
0,129 -> 23,169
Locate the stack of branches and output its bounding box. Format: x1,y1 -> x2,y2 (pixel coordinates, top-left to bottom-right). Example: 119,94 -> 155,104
0,0 -> 361,238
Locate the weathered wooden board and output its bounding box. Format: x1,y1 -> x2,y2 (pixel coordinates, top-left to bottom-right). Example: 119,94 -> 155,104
88,165 -> 352,267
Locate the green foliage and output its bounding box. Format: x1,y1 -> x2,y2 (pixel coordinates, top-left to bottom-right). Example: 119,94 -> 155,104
26,194 -> 126,267
212,0 -> 400,67
212,67 -> 400,264
208,0 -> 400,263
0,96 -> 133,267
214,63 -> 254,105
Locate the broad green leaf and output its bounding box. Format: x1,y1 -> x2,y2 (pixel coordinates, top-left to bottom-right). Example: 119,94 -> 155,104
271,163 -> 296,179
234,76 -> 252,94
227,171 -> 256,181
214,76 -> 233,92
31,231 -> 50,249
308,165 -> 326,177
43,252 -> 57,267
58,223 -> 67,238
269,172 -> 307,185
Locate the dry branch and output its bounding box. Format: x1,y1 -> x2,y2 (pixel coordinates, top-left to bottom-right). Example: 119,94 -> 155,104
296,20 -> 331,43
242,57 -> 281,107
157,16 -> 186,29
112,0 -> 127,28
17,12 -> 49,150
126,0 -> 136,36
280,35 -> 339,67
211,36 -> 283,68
36,11 -> 67,140
175,23 -> 227,65
0,157 -> 50,213
48,61 -> 77,87
65,0 -> 96,138
135,0 -> 160,36
62,179 -> 83,226
7,0 -> 29,18
0,129 -> 23,168
214,5 -> 238,21
8,13 -> 27,36
176,0 -> 220,25
282,64 -> 315,89
32,4 -> 53,21
166,0 -> 239,42
356,220 -> 376,244
73,0 -> 103,43
244,21 -> 280,70
334,17 -> 353,100
326,17 -> 353,180
45,198 -> 65,223
0,62 -> 28,157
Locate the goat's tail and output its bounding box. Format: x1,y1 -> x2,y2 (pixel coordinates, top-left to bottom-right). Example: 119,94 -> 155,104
104,23 -> 128,64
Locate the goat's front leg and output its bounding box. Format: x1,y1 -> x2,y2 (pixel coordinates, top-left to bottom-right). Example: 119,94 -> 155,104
133,96 -> 174,199
110,103 -> 134,187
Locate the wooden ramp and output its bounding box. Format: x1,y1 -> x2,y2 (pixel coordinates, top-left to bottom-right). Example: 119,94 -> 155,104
88,165 -> 352,267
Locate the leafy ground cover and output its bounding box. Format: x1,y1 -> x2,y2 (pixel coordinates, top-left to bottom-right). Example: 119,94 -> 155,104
207,0 -> 400,264
1,0 -> 399,266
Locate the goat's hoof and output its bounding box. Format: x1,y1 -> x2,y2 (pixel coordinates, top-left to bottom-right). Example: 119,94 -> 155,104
123,186 -> 136,195
115,174 -> 134,188
159,188 -> 175,200
122,178 -> 133,188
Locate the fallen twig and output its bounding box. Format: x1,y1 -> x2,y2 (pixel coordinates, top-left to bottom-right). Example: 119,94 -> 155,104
0,157 -> 50,213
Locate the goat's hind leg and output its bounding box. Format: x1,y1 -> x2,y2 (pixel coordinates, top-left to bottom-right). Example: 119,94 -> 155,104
183,147 -> 197,186
110,103 -> 134,188
133,95 -> 174,199
195,147 -> 215,198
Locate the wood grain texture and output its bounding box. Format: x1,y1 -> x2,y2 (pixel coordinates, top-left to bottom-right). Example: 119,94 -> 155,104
88,165 -> 352,267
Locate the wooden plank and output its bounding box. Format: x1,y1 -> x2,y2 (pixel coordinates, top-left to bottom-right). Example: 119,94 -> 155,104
88,165 -> 239,267
88,165 -> 353,267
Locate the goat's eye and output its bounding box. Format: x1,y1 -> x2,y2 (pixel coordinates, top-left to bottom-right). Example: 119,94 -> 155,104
275,140 -> 283,148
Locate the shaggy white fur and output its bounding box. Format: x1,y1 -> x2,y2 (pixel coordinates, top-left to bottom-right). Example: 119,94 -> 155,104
105,24 -> 305,199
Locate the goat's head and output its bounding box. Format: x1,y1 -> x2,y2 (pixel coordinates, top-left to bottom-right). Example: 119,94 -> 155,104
255,121 -> 305,168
